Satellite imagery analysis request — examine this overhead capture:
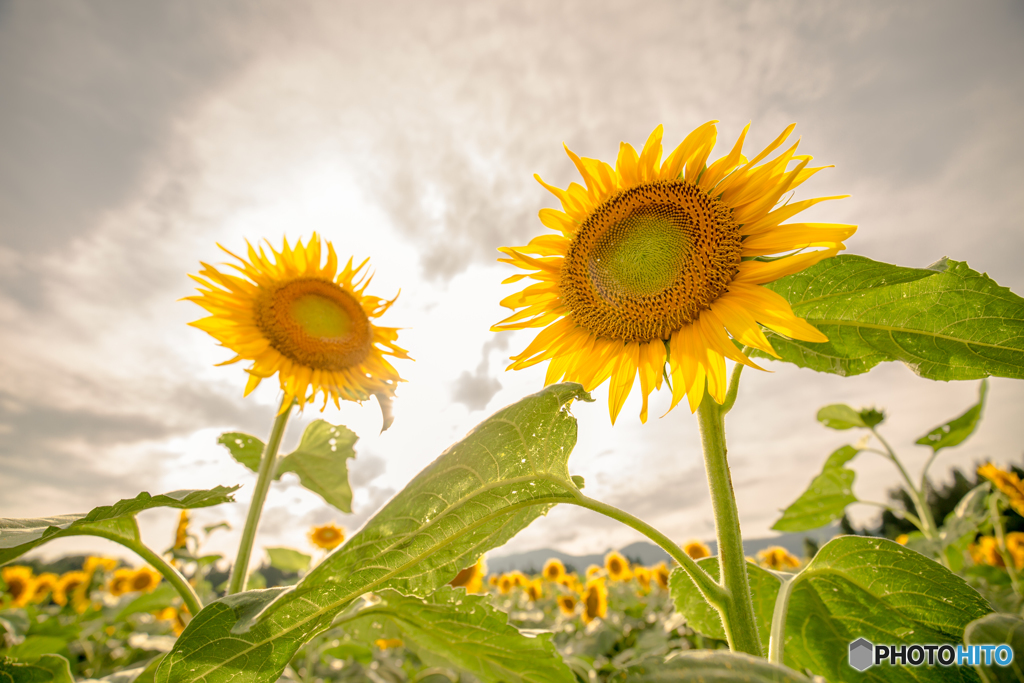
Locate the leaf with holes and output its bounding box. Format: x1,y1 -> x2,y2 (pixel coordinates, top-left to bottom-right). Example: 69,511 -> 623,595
277,420 -> 358,513
0,487 -> 238,564
217,433 -> 266,475
156,383 -> 592,683
752,255 -> 1024,381
340,587 -> 574,683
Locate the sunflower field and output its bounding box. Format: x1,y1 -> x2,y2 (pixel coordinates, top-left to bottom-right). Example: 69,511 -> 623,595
4,119 -> 1024,683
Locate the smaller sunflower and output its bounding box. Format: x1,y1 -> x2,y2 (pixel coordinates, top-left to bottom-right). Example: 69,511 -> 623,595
683,540 -> 711,560
2,566 -> 35,607
173,511 -> 190,550
450,557 -> 488,594
53,571 -> 87,608
187,234 -> 410,416
130,566 -> 163,594
31,573 -> 59,604
585,564 -> 602,579
969,536 -> 1005,568
756,546 -> 801,571
1006,532 -> 1024,570
580,578 -> 608,624
604,550 -> 631,581
542,558 -> 566,582
633,566 -> 652,591
557,595 -> 577,616
525,578 -> 544,602
83,556 -> 118,575
557,574 -> 581,593
979,463 -> 1024,516
156,605 -> 190,636
652,562 -> 670,590
308,523 -> 346,551
508,570 -> 528,587
108,568 -> 135,597
497,574 -> 516,595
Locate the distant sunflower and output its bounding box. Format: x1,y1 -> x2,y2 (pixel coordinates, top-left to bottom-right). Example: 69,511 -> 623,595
497,574 -> 516,595
187,234 -> 410,414
494,123 -> 854,422
173,510 -> 190,550
308,522 -> 346,551
2,566 -> 35,607
53,571 -> 87,608
756,546 -> 801,571
108,568 -> 134,597
130,566 -> 162,594
525,578 -> 544,602
31,573 -> 58,604
543,558 -> 566,582
83,556 -> 118,575
970,536 -> 1005,568
604,550 -> 631,581
585,565 -> 602,579
557,595 -> 577,616
652,562 -> 670,590
683,540 -> 712,560
978,463 -> 1024,516
581,578 -> 608,624
633,566 -> 652,591
450,557 -> 488,594
509,570 -> 528,587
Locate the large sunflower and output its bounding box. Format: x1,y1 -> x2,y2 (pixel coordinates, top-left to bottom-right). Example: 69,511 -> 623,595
494,123 -> 855,422
188,234 -> 409,413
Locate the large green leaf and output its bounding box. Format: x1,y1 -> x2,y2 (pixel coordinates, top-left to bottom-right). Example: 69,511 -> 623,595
609,650 -> 815,682
217,433 -> 265,474
277,420 -> 358,513
669,559 -> 780,645
753,255 -> 1024,381
0,654 -> 74,683
964,613 -> 1024,683
772,445 -> 861,532
265,547 -> 310,574
916,380 -> 988,453
157,383 -> 592,683
0,487 -> 238,564
781,536 -> 990,682
341,587 -> 574,683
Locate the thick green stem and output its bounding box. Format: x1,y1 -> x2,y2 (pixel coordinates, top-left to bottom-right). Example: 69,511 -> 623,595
696,394 -> 763,657
872,429 -> 939,540
228,396 -> 293,595
570,494 -> 727,606
720,361 -> 745,416
80,526 -> 202,617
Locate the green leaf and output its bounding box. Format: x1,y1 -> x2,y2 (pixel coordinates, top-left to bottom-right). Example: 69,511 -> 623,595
816,404 -> 867,430
610,650 -> 816,683
781,535 -> 991,682
217,433 -> 265,474
116,583 -> 178,621
5,636 -> 68,660
773,445 -> 862,532
265,547 -> 311,574
753,255 -> 1024,381
964,613 -> 1024,682
0,654 -> 74,683
277,420 -> 357,513
669,559 -> 780,644
156,383 -> 592,683
916,380 -> 989,453
342,587 -> 574,683
0,487 -> 238,564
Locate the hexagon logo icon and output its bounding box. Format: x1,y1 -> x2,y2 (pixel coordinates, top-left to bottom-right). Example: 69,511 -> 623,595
849,638 -> 874,671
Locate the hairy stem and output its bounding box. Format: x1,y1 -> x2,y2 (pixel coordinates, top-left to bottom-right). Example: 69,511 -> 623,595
871,428 -> 939,540
720,360 -> 745,416
82,525 -> 202,617
696,394 -> 763,657
228,396 -> 293,595
570,494 -> 727,606
989,495 -> 1023,596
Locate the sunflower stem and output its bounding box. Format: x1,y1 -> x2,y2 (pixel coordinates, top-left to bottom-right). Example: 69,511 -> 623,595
696,393 -> 764,657
228,396 -> 293,595
720,358 -> 745,416
78,525 -> 202,617
570,494 -> 727,606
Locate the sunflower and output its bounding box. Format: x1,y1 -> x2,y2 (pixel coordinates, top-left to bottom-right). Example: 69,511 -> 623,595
557,574 -> 581,592
108,568 -> 135,597
585,564 -> 602,579
508,570 -> 528,587
894,534 -> 909,546
683,540 -> 712,560
969,536 -> 1005,568
494,123 -> 854,422
31,573 -> 59,604
581,578 -> 608,624
652,562 -> 670,590
173,510 -> 190,550
542,558 -> 566,582
524,578 -> 544,602
604,550 -> 631,581
308,523 -> 346,551
1006,532 -> 1024,570
156,605 -> 190,636
83,556 -> 118,575
557,595 -> 577,616
187,234 -> 410,414
756,546 -> 801,571
450,557 -> 488,594
129,566 -> 162,594
978,463 -> 1024,516
375,638 -> 404,651
2,566 -> 35,607
633,565 -> 652,591
53,571 -> 87,608
497,573 -> 516,595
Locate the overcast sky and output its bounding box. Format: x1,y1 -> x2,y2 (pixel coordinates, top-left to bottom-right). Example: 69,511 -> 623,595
2,0 -> 1023,569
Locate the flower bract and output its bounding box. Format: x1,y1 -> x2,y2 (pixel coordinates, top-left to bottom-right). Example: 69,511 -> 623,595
494,123 -> 855,422
187,234 -> 409,416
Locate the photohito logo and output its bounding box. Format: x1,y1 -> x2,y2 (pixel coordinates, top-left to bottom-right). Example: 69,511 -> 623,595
848,638 -> 1014,671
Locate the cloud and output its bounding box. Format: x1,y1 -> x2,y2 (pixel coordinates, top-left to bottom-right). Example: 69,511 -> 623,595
451,335 -> 509,411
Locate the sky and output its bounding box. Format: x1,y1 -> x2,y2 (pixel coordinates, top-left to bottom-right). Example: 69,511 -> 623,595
2,0 -> 1023,570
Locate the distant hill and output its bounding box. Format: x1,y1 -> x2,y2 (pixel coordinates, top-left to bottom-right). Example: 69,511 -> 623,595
485,523 -> 843,574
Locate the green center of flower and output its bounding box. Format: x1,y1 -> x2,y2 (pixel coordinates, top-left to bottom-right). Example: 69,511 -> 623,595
257,278 -> 372,371
560,180 -> 742,342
